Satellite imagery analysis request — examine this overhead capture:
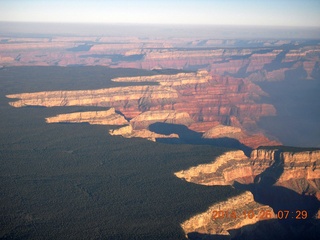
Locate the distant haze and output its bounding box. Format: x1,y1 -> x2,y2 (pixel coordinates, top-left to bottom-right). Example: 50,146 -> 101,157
1,22 -> 320,39
0,0 -> 320,27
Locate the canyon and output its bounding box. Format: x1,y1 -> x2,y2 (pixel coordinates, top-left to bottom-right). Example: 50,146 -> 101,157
6,70 -> 279,148
2,37 -> 319,149
1,37 -> 319,82
175,148 -> 320,238
1,33 -> 320,239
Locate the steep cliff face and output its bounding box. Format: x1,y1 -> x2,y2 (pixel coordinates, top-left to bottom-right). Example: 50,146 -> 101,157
130,110 -> 194,129
176,148 -> 320,238
181,191 -> 276,237
6,85 -> 179,119
174,150 -> 271,185
112,70 -> 212,87
277,151 -> 320,198
45,108 -> 128,125
175,149 -> 320,197
1,37 -> 319,81
109,124 -> 179,142
6,70 -> 278,148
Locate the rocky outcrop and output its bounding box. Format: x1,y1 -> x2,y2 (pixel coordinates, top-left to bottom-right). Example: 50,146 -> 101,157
174,150 -> 270,185
181,191 -> 275,237
109,124 -> 178,142
6,70 -> 278,148
175,148 -> 320,198
177,148 -> 320,238
277,150 -> 320,198
45,108 -> 128,125
202,125 -> 242,138
112,70 -> 212,87
202,125 -> 280,149
1,37 -> 319,81
130,110 -> 194,129
6,85 -> 179,119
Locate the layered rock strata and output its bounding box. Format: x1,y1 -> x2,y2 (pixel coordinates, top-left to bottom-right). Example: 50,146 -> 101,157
175,149 -> 320,198
202,125 -> 280,149
176,148 -> 320,238
6,70 -> 279,147
181,191 -> 276,237
129,110 -> 194,129
1,37 -> 319,81
45,108 -> 128,125
112,70 -> 211,87
109,125 -> 179,142
6,85 -> 179,119
174,150 -> 265,186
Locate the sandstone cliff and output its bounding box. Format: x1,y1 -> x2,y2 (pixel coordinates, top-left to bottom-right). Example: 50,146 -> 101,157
45,108 -> 128,125
130,110 -> 194,129
174,150 -> 268,185
181,191 -> 275,237
175,148 -> 320,198
202,125 -> 280,149
6,70 -> 279,147
6,85 -> 179,119
1,36 -> 319,82
176,148 -> 320,238
112,70 -> 212,87
109,124 -> 178,142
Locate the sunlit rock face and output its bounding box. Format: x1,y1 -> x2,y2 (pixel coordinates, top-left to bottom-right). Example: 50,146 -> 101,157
45,108 -> 128,125
174,150 -> 264,186
175,149 -> 320,197
1,36 -> 319,81
7,70 -> 279,148
181,191 -> 276,237
175,148 -> 320,238
129,110 -> 194,130
109,124 -> 179,142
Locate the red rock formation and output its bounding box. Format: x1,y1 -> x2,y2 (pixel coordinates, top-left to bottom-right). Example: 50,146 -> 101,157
45,108 -> 128,125
176,149 -> 320,198
130,110 -> 194,130
7,70 -> 278,147
176,148 -> 320,237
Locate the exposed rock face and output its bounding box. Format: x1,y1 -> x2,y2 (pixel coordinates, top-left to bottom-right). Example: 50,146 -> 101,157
176,148 -> 320,238
6,85 -> 179,119
45,108 -> 128,125
175,149 -> 320,197
130,110 -> 194,129
181,191 -> 276,237
174,150 -> 268,185
202,125 -> 242,138
276,150 -> 320,198
202,125 -> 280,149
109,124 -> 178,142
6,70 -> 279,148
112,70 -> 211,87
1,36 -> 319,82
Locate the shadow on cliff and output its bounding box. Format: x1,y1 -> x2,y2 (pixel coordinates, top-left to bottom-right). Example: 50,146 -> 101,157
187,149 -> 320,240
232,149 -> 320,240
148,122 -> 252,156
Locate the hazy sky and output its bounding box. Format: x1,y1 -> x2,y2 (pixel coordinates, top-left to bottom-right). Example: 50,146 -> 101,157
0,0 -> 319,27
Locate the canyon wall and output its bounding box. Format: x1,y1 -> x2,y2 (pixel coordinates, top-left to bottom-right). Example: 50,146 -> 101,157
1,37 -> 319,82
6,70 -> 278,148
181,191 -> 276,237
175,149 -> 320,197
45,108 -> 128,125
176,148 -> 320,238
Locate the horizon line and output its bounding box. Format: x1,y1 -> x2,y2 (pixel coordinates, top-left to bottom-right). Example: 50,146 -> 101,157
1,21 -> 320,29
